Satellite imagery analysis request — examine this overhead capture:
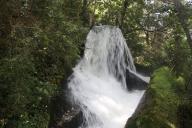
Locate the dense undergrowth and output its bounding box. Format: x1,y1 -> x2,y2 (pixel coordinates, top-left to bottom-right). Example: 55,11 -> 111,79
0,0 -> 88,127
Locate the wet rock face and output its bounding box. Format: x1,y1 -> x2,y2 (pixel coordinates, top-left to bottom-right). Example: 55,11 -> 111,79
126,69 -> 148,90
59,109 -> 84,128
48,79 -> 84,128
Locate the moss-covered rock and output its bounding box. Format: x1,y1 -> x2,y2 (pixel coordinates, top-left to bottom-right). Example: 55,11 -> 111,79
125,67 -> 185,128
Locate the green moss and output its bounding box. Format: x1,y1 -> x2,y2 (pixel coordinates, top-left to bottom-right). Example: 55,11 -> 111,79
126,67 -> 184,128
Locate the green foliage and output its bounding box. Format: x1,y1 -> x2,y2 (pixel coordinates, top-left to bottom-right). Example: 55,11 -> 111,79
126,67 -> 185,128
0,48 -> 56,127
0,0 -> 88,128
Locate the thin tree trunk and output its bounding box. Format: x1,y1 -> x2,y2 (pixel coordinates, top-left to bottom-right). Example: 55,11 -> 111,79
81,0 -> 89,26
173,28 -> 182,74
145,31 -> 150,45
119,0 -> 129,29
173,0 -> 192,51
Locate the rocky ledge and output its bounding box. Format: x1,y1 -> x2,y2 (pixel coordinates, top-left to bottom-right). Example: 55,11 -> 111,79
48,79 -> 84,128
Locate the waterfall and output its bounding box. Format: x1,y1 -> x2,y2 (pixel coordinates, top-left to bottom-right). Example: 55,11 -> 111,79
68,26 -> 146,128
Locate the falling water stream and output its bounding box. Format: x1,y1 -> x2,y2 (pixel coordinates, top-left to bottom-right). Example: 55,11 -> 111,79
68,26 -> 148,128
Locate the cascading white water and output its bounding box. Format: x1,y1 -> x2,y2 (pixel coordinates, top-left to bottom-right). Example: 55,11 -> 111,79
68,26 -> 146,128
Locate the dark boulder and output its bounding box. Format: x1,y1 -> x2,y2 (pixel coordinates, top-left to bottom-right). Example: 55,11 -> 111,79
126,69 -> 148,90
48,79 -> 84,128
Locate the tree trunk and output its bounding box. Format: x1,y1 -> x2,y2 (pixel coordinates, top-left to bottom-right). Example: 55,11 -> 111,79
119,0 -> 129,29
173,28 -> 182,74
81,0 -> 89,26
173,0 -> 192,51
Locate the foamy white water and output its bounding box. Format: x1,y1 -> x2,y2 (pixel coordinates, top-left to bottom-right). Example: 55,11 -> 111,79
68,26 -> 145,128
